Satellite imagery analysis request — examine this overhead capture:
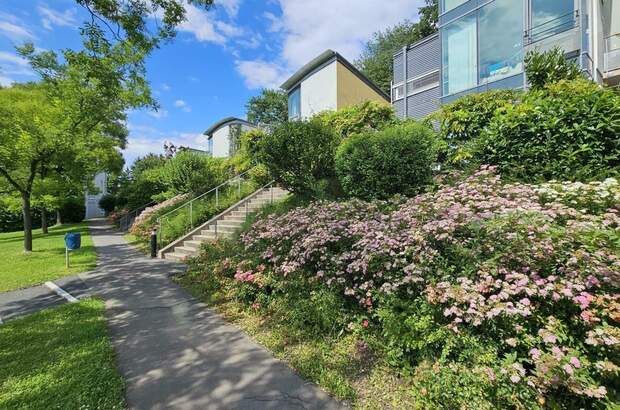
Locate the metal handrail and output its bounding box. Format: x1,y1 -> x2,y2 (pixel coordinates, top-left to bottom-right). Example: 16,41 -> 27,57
524,11 -> 578,45
157,169 -> 253,220
119,200 -> 157,231
156,168 -> 256,248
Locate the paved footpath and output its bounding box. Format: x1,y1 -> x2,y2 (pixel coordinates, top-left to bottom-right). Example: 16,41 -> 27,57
82,219 -> 343,410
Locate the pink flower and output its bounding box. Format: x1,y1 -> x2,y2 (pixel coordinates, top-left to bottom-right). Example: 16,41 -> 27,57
569,357 -> 581,369
510,374 -> 521,383
529,348 -> 541,360
362,319 -> 369,328
563,363 -> 574,376
505,338 -> 517,347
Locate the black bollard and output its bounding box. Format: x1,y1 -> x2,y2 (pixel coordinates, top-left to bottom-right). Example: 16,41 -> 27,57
150,229 -> 157,258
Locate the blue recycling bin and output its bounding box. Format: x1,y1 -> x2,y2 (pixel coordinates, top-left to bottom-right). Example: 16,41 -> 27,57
64,232 -> 81,250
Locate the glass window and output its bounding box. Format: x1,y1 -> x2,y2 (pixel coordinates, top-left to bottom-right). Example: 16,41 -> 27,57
442,0 -> 467,13
393,84 -> 405,100
288,87 -> 301,120
531,0 -> 575,42
442,13 -> 477,96
479,0 -> 524,84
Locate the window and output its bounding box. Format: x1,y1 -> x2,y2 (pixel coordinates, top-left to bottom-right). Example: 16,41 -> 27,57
288,87 -> 301,120
392,84 -> 405,100
442,13 -> 477,96
407,72 -> 440,95
207,138 -> 213,154
442,0 -> 467,13
479,0 -> 523,84
531,0 -> 575,42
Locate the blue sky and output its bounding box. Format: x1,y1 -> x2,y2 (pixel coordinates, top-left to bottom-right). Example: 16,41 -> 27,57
0,0 -> 423,166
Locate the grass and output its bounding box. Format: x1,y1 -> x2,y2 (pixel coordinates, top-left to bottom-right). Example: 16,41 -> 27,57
0,298 -> 126,409
0,223 -> 97,292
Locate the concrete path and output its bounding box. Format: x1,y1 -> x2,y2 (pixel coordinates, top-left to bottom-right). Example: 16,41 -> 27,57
83,219 -> 343,410
0,274 -> 90,322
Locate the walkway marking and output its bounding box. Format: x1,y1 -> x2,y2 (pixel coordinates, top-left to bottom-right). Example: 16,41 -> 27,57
44,281 -> 79,303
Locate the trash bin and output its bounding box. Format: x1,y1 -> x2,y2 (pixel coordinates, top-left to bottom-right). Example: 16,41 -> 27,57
64,232 -> 81,250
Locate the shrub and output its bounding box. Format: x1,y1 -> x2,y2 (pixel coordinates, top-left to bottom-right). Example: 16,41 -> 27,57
525,47 -> 582,90
159,150 -> 228,196
477,79 -> 620,182
335,121 -> 439,199
259,120 -> 338,198
431,89 -> 520,165
58,197 -> 85,223
129,193 -> 190,240
98,194 -> 116,214
313,100 -> 395,140
233,167 -> 619,408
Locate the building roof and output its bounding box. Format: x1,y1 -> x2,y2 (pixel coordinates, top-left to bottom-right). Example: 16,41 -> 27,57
280,49 -> 390,101
203,117 -> 256,138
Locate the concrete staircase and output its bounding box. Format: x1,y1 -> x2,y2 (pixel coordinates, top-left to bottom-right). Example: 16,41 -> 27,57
160,186 -> 288,262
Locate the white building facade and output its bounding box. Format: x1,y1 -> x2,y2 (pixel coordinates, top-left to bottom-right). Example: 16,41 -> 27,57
204,117 -> 257,158
85,172 -> 107,219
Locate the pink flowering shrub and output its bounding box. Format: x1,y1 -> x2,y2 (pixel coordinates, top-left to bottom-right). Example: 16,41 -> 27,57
234,166 -> 619,408
129,193 -> 191,240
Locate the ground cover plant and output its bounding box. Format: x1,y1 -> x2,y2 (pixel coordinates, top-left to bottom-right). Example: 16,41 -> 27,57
180,168 -> 619,409
0,222 -> 96,292
0,298 -> 125,409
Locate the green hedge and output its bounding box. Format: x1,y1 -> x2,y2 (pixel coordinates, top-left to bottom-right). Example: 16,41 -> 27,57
335,121 -> 439,199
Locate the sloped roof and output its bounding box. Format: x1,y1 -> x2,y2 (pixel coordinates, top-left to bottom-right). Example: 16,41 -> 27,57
203,117 -> 256,138
280,49 -> 389,101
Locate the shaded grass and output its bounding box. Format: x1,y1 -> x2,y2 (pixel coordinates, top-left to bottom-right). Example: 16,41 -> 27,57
0,298 -> 126,409
0,223 -> 97,292
123,233 -> 150,256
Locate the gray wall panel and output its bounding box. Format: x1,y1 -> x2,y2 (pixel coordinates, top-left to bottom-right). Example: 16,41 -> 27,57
393,53 -> 404,84
407,36 -> 440,79
393,98 -> 406,120
407,87 -> 441,120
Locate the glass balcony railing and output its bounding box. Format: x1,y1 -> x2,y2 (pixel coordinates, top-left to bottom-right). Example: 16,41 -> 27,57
525,11 -> 578,45
606,33 -> 620,53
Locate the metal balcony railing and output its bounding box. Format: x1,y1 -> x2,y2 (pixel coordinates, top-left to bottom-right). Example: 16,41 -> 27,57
525,11 -> 579,45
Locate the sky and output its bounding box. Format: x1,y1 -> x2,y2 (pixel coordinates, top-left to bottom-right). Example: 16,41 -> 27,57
0,0 -> 424,166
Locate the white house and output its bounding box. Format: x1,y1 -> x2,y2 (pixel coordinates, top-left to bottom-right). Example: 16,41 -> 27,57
85,172 -> 107,219
280,49 -> 390,120
203,117 -> 257,158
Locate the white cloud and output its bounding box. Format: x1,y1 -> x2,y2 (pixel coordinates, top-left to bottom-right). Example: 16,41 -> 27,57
38,4 -> 78,30
0,20 -> 35,41
216,0 -> 242,18
236,0 -> 424,89
0,75 -> 14,87
0,51 -> 35,79
161,83 -> 171,91
123,132 -> 206,165
235,59 -> 289,89
177,4 -> 226,44
215,20 -> 244,37
174,100 -> 192,112
147,109 -> 168,119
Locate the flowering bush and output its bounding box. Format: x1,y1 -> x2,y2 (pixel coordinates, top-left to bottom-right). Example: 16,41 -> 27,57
234,167 -> 619,408
129,193 -> 190,240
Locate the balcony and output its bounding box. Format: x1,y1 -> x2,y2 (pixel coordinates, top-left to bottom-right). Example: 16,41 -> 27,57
524,11 -> 580,53
605,33 -> 620,74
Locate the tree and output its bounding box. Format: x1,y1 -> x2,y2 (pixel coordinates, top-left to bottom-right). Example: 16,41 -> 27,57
525,47 -> 582,90
245,89 -> 288,129
355,0 -> 438,95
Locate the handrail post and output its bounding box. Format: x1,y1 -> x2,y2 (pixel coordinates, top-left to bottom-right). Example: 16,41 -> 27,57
216,186 -> 219,207
238,177 -> 241,195
271,184 -> 274,204
189,202 -> 193,229
158,218 -> 162,251
214,220 -> 218,239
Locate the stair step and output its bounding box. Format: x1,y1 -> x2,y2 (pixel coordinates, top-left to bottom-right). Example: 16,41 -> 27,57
193,233 -> 216,241
207,225 -> 238,233
175,246 -> 198,256
165,253 -> 187,262
184,240 -> 203,249
217,220 -> 244,228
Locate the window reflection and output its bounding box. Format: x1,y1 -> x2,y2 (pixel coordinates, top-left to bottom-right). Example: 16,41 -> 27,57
442,13 -> 477,95
479,0 -> 523,84
288,87 -> 301,120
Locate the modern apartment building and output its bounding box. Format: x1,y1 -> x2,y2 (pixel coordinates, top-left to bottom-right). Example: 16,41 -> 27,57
282,50 -> 390,120
393,0 -> 620,120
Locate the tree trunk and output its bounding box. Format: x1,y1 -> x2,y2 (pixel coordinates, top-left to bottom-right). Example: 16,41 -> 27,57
22,192 -> 33,252
41,208 -> 48,234
56,209 -> 63,225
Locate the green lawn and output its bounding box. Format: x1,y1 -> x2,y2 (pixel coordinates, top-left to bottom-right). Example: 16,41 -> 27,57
0,223 -> 97,292
0,298 -> 126,409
